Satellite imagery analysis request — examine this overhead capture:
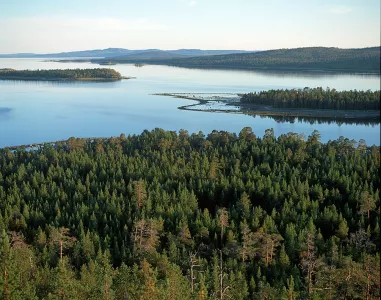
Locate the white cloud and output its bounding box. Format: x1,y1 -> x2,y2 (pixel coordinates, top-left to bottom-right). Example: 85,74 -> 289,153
326,5 -> 352,15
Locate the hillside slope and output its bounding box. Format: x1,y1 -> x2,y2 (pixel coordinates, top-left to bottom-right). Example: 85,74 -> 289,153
0,48 -> 253,58
125,47 -> 380,72
111,50 -> 187,61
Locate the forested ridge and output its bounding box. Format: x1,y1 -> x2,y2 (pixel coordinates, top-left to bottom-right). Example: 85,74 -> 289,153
0,68 -> 122,81
0,129 -> 379,299
135,47 -> 381,72
240,87 -> 381,110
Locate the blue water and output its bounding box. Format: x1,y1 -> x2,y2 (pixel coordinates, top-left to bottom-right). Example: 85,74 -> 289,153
0,58 -> 380,147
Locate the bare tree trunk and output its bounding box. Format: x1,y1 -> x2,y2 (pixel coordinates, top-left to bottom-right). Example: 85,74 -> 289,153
300,233 -> 317,296
220,225 -> 224,248
218,250 -> 230,300
189,252 -> 199,294
134,226 -> 138,243
220,250 -> 223,300
190,263 -> 194,293
218,208 -> 228,248
133,225 -> 138,258
139,226 -> 143,246
270,239 -> 274,262
60,240 -> 63,263
329,278 -> 332,300
4,266 -> 8,300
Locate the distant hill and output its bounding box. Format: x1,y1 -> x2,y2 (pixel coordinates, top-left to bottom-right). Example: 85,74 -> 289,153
111,49 -> 255,61
8,46 -> 378,73
123,47 -> 380,73
169,49 -> 251,56
111,50 -> 187,61
0,48 -> 150,58
0,48 -> 254,58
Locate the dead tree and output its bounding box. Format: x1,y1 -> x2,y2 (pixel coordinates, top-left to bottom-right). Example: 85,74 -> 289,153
300,233 -> 322,295
189,252 -> 200,293
218,250 -> 230,300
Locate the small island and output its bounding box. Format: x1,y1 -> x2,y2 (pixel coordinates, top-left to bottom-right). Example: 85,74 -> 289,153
0,68 -> 131,81
155,87 -> 380,121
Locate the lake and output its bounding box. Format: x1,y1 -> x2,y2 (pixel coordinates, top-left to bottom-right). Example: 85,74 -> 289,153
0,58 -> 380,148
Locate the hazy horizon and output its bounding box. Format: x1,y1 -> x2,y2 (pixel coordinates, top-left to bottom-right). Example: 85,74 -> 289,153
0,0 -> 379,54
1,45 -> 381,56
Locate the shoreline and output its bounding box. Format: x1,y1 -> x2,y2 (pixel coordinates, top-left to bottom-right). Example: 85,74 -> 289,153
156,93 -> 380,120
0,76 -> 133,82
52,59 -> 381,75
139,63 -> 381,75
2,136 -> 109,151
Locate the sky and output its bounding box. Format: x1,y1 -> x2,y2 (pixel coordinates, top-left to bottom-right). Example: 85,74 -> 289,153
0,0 -> 379,53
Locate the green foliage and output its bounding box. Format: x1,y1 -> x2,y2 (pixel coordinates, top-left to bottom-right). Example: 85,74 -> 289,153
0,68 -> 122,81
241,87 -> 380,110
0,128 -> 379,299
143,46 -> 381,72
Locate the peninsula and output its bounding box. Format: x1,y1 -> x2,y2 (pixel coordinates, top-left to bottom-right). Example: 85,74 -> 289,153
156,87 -> 380,121
0,68 -> 129,81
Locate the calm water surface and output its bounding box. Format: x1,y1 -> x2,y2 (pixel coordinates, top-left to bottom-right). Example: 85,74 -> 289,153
0,58 -> 379,147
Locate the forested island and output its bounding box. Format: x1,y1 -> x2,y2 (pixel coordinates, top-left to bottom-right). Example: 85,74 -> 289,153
0,68 -> 127,81
156,88 -> 380,121
102,47 -> 381,73
0,129 -> 379,299
240,87 -> 380,110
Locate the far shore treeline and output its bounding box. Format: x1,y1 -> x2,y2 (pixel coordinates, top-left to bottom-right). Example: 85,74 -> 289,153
240,87 -> 381,110
103,46 -> 381,73
0,68 -> 123,81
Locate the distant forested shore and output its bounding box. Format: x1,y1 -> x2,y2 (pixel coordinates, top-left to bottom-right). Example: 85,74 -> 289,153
0,68 -> 126,81
156,88 -> 380,121
100,46 -> 381,73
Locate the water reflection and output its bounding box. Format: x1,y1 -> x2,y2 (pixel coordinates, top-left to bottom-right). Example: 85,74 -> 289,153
154,64 -> 381,78
0,107 -> 12,114
169,93 -> 380,127
252,114 -> 380,126
0,59 -> 380,147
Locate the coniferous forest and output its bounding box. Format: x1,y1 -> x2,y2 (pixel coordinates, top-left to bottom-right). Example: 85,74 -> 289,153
130,47 -> 380,73
0,128 -> 379,299
0,68 -> 122,81
240,87 -> 380,110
